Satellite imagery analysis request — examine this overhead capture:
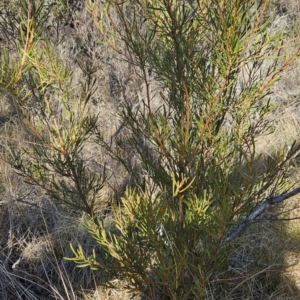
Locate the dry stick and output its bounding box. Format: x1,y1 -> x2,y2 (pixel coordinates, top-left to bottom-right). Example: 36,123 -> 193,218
223,185 -> 300,244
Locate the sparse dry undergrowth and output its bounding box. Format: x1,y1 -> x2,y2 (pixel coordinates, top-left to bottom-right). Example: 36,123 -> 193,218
1,0 -> 300,299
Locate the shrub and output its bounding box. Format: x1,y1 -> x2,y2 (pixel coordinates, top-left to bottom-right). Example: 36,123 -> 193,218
77,0 -> 300,298
1,0 -> 300,299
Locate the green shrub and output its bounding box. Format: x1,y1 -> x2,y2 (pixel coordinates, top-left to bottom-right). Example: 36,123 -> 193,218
78,0 -> 300,298
1,0 -> 300,299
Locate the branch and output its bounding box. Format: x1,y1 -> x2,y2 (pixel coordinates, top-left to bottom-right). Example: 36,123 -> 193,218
223,185 -> 300,244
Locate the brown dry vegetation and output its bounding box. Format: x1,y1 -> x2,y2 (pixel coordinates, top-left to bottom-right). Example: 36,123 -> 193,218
1,0 -> 300,299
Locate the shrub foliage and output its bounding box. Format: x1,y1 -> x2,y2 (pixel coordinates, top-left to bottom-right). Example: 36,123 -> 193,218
1,0 -> 300,299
